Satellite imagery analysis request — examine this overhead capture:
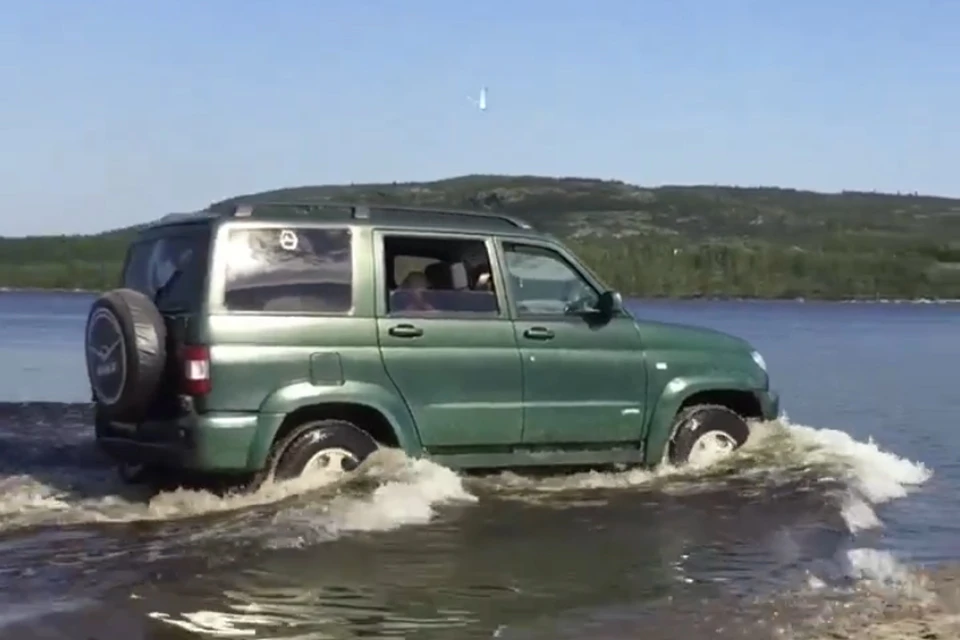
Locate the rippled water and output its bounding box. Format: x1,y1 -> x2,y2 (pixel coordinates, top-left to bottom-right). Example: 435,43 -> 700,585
0,291 -> 958,639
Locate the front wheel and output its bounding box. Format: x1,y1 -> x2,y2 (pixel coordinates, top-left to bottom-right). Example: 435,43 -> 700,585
668,404 -> 751,468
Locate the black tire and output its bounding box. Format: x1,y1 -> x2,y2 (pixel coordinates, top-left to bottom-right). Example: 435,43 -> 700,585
668,404 -> 751,465
267,419 -> 379,484
84,288 -> 167,422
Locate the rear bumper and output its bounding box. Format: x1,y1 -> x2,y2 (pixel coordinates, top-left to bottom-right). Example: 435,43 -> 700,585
96,411 -> 280,473
755,389 -> 781,421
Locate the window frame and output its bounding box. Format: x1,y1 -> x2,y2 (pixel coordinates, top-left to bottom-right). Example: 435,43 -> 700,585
207,220 -> 357,317
373,229 -> 508,321
496,238 -> 615,321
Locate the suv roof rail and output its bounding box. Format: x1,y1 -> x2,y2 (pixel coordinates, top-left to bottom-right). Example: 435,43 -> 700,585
157,211 -> 217,224
220,200 -> 534,230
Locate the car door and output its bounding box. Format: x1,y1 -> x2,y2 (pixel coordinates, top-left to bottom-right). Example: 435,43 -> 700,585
499,239 -> 647,445
375,230 -> 524,449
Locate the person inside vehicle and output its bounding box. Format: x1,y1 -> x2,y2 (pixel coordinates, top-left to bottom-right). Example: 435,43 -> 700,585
397,271 -> 434,311
474,270 -> 492,291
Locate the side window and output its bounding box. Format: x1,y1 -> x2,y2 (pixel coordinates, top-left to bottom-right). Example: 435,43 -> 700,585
122,229 -> 210,310
502,242 -> 599,316
382,235 -> 500,316
222,227 -> 353,313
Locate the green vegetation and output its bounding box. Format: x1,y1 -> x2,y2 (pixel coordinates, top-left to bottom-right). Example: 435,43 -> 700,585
3,175 -> 960,299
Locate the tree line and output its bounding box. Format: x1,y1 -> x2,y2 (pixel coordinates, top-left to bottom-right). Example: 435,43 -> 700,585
1,234 -> 957,300
2,176 -> 959,299
569,237 -> 959,300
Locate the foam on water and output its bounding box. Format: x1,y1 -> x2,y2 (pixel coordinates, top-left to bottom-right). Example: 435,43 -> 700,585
0,417 -> 932,546
750,418 -> 934,599
0,413 -> 940,639
0,448 -> 475,537
263,449 -> 478,548
0,414 -> 936,613
479,416 -> 930,511
147,609 -> 285,638
474,415 -> 935,605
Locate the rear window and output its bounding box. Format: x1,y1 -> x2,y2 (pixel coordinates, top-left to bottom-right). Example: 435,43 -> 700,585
222,227 -> 353,313
122,228 -> 210,310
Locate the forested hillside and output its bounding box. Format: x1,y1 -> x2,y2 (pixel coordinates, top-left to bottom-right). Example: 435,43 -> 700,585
2,175 -> 959,299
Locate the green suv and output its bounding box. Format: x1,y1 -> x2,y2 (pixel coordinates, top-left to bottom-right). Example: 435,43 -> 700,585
84,202 -> 779,490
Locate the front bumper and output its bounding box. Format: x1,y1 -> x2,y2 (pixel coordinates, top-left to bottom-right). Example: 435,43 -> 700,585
96,411 -> 276,472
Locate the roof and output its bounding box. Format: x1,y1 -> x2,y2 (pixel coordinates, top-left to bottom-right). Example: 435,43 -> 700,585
144,201 -> 540,236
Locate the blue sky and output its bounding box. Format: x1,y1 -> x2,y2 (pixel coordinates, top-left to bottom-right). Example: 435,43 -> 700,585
1,0 -> 957,236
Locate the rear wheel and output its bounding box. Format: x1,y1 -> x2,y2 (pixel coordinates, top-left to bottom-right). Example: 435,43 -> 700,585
94,405 -> 166,486
252,419 -> 380,489
668,404 -> 751,468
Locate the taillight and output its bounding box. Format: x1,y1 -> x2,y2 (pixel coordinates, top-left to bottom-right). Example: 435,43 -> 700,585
180,345 -> 211,396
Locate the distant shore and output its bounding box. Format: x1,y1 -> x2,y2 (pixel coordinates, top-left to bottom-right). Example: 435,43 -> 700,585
2,175 -> 960,301
2,286 -> 957,305
0,286 -> 97,294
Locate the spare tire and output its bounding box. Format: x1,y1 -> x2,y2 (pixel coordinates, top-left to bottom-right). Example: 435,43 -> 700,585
84,288 -> 167,422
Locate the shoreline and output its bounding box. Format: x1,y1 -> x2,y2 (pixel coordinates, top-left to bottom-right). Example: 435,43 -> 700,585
1,286 -> 958,305
0,286 -> 98,294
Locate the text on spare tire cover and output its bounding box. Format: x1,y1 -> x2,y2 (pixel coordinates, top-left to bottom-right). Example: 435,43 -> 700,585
86,307 -> 127,406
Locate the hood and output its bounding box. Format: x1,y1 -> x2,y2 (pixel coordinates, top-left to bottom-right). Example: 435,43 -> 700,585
633,319 -> 754,353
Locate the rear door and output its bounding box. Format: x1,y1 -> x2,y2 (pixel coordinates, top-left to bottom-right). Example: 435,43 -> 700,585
374,230 -> 524,449
120,224 -> 212,418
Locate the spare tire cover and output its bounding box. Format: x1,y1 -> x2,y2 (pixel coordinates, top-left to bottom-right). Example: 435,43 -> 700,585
84,288 -> 167,421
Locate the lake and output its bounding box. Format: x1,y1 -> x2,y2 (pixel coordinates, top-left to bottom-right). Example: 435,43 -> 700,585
0,290 -> 958,639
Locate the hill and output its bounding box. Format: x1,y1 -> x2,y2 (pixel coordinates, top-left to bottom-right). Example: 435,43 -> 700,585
216,175 -> 960,245
2,174 -> 959,299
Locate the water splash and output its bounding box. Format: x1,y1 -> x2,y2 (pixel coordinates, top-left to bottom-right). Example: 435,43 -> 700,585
477,416 -> 930,521
0,416 -> 931,542
0,448 -> 474,536
0,413 -> 924,640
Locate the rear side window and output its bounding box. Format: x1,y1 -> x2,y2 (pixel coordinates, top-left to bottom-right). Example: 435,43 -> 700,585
222,227 -> 353,313
382,234 -> 500,316
122,228 -> 210,310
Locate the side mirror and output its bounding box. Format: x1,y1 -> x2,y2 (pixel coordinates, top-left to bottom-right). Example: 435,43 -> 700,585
596,290 -> 623,317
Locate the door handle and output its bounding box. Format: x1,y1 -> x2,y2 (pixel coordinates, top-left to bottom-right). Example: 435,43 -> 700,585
388,324 -> 424,338
523,326 -> 555,340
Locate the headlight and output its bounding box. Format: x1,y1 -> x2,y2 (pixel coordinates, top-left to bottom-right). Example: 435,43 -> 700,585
751,350 -> 767,372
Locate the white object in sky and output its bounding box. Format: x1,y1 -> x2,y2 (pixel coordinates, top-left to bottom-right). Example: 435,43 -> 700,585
468,86 -> 488,111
